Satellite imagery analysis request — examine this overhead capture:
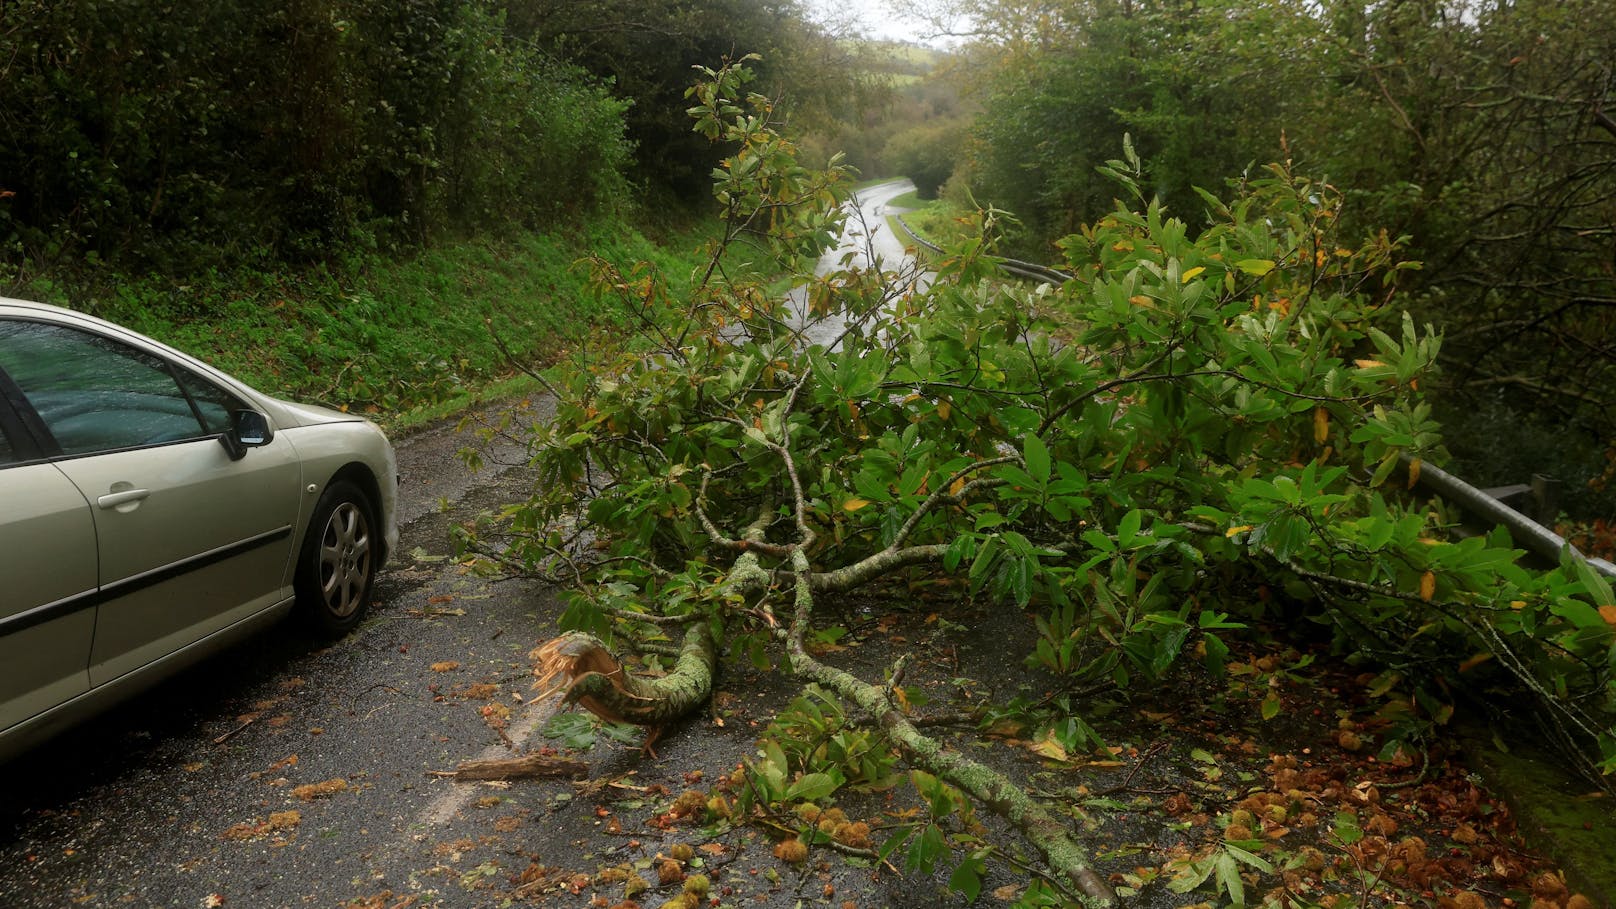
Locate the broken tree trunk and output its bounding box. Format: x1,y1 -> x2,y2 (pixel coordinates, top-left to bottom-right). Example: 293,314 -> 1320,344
532,619 -> 717,728
528,540 -> 1115,905
529,549 -> 769,730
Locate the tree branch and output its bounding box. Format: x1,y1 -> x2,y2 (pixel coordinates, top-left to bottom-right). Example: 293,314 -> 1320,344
779,549 -> 1118,906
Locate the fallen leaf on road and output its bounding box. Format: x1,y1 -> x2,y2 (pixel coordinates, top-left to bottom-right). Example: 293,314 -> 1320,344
293,778 -> 348,801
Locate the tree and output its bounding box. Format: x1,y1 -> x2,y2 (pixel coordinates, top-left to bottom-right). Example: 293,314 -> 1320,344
884,118 -> 970,198
464,63 -> 1616,905
0,0 -> 633,278
951,0 -> 1616,485
501,0 -> 875,199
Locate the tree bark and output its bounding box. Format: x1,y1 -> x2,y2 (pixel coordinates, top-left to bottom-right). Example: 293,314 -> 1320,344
532,620 -> 717,727
444,753 -> 590,781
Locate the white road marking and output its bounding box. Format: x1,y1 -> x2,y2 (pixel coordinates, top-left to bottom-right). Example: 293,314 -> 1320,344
415,695 -> 567,827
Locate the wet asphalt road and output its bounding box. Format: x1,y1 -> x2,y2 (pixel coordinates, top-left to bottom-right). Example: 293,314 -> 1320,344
0,397 -> 587,909
785,179 -> 925,349
0,397 -> 974,909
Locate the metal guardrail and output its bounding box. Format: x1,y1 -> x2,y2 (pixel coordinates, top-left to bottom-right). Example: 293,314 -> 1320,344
890,211 -> 1616,580
1410,458 -> 1616,579
894,215 -> 1073,285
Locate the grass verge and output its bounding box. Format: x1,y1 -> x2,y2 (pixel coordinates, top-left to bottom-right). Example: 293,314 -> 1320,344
10,214 -> 723,430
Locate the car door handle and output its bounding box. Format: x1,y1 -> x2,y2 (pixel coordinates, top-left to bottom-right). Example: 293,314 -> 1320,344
97,488 -> 151,509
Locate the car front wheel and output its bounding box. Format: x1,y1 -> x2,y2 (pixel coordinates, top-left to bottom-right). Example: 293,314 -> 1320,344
295,479 -> 377,635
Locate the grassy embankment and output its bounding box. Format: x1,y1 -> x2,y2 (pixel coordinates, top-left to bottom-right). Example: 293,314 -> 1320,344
883,189 -> 973,258
11,215 -> 724,432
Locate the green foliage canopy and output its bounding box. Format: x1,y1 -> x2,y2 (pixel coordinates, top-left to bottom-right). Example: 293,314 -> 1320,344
953,0 -> 1616,460
0,0 -> 624,273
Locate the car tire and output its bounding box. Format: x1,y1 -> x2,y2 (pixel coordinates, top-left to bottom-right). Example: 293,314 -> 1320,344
294,479 -> 378,635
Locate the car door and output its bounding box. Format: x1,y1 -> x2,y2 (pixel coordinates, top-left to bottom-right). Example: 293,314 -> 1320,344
0,387 -> 98,733
0,317 -> 302,686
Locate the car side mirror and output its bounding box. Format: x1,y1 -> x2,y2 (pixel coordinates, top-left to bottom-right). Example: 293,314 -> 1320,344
219,409 -> 274,461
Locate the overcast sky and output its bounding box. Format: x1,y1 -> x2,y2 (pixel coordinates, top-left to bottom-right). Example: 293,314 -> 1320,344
801,0 -> 955,46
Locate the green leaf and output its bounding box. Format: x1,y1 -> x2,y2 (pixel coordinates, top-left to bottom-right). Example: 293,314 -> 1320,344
1260,692 -> 1281,721
1236,258 -> 1276,276
1023,433 -> 1051,485
1333,810 -> 1363,845
1214,852 -> 1245,904
1572,556 -> 1616,611
1167,857 -> 1216,893
786,772 -> 839,802
1117,509 -> 1143,548
1223,842 -> 1272,873
947,854 -> 985,902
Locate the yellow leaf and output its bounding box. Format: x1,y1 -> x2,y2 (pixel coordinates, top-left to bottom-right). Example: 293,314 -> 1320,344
1419,571 -> 1436,602
1313,407 -> 1330,444
1458,653 -> 1493,673
1181,266 -> 1205,283
1407,457 -> 1422,489
1510,600 -> 1527,610
1027,732 -> 1068,762
1354,359 -> 1385,369
843,498 -> 871,512
1128,295 -> 1152,306
1599,605 -> 1616,626
1226,524 -> 1254,538
936,400 -> 951,421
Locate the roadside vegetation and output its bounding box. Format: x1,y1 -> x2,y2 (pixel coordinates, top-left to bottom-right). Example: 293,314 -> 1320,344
0,0 -> 886,424
888,0 -> 1616,525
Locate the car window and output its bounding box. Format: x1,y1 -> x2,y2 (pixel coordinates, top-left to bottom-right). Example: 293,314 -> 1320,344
0,319 -> 239,456
174,367 -> 237,434
0,420 -> 13,464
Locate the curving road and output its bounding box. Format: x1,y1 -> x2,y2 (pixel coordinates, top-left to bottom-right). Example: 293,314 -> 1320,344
785,177 -> 929,349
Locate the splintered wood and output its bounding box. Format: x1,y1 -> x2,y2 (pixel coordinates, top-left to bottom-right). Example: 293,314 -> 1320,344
436,753 -> 590,781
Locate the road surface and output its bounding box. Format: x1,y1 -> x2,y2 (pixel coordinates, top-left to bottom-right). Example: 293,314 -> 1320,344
786,178 -> 929,348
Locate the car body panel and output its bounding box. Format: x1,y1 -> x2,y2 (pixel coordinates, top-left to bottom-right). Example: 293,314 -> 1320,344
54,433 -> 303,685
0,464 -> 98,731
0,296 -> 400,760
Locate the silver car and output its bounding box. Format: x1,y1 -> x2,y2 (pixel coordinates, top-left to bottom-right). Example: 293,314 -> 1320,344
0,297 -> 398,759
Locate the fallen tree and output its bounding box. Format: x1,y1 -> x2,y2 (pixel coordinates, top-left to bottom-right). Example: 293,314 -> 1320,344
462,60 -> 1616,906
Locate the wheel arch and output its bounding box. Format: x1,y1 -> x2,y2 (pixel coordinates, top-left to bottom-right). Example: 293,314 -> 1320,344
323,461 -> 390,567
